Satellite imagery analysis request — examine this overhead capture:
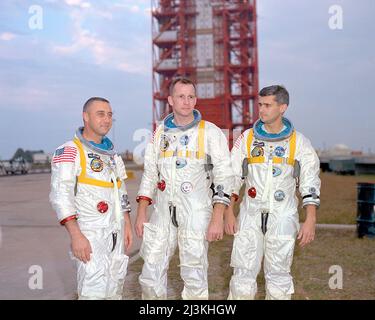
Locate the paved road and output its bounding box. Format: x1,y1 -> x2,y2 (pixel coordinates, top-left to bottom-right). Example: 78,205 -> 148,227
0,172 -> 142,300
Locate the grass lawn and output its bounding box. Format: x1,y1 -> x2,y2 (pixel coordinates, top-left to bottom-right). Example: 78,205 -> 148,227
307,172 -> 375,224
208,227 -> 375,300
124,172 -> 375,300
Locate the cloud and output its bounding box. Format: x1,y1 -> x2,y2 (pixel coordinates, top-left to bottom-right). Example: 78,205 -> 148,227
64,0 -> 91,8
117,4 -> 141,13
113,1 -> 151,16
51,7 -> 150,74
0,84 -> 51,111
0,32 -> 17,41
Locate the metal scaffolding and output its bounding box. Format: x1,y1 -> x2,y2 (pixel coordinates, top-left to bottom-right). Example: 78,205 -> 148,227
152,0 -> 259,146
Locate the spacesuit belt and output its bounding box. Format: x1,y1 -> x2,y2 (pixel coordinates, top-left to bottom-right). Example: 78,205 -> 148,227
77,176 -> 122,188
247,156 -> 294,165
160,150 -> 206,159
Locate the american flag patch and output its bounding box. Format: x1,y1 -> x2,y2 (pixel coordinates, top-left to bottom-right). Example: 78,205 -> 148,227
233,134 -> 244,149
151,128 -> 160,144
53,146 -> 77,164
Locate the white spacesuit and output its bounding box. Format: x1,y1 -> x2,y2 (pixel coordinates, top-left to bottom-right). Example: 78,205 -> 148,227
137,110 -> 232,300
228,117 -> 321,300
49,127 -> 131,300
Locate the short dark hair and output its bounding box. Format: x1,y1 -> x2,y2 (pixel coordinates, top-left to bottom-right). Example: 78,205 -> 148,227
169,77 -> 196,96
259,85 -> 289,106
83,97 -> 110,112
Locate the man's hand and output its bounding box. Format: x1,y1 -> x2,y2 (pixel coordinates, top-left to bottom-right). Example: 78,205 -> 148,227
206,203 -> 225,242
65,219 -> 92,263
224,198 -> 237,235
297,205 -> 317,247
135,199 -> 149,238
72,233 -> 92,263
71,233 -> 92,263
124,213 -> 133,255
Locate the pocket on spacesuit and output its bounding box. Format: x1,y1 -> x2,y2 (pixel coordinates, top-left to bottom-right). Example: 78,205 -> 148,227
178,230 -> 206,268
266,235 -> 296,273
78,253 -> 107,298
230,230 -> 257,270
140,223 -> 167,264
110,254 -> 129,282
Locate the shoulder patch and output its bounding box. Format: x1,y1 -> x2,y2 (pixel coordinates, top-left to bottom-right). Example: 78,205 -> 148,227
233,133 -> 244,149
52,144 -> 77,164
151,125 -> 163,144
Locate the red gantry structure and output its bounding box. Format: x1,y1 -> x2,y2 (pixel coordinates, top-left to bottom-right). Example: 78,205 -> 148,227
152,0 -> 259,146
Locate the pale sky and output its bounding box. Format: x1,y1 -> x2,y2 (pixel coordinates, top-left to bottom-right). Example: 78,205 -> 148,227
0,0 -> 374,159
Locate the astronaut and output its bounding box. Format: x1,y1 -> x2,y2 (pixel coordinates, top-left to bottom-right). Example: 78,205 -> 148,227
50,97 -> 133,300
225,85 -> 321,300
135,77 -> 232,300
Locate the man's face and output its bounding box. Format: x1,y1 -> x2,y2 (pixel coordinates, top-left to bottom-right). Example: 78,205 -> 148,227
83,101 -> 113,137
167,82 -> 197,118
258,95 -> 287,124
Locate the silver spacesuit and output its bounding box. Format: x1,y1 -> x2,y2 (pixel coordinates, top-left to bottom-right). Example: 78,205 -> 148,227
49,128 -> 131,300
137,110 -> 232,300
228,117 -> 321,300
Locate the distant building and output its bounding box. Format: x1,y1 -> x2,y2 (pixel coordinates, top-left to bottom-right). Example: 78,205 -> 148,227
351,150 -> 363,156
319,144 -> 375,175
121,150 -> 133,162
318,144 -> 352,158
32,153 -> 51,164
